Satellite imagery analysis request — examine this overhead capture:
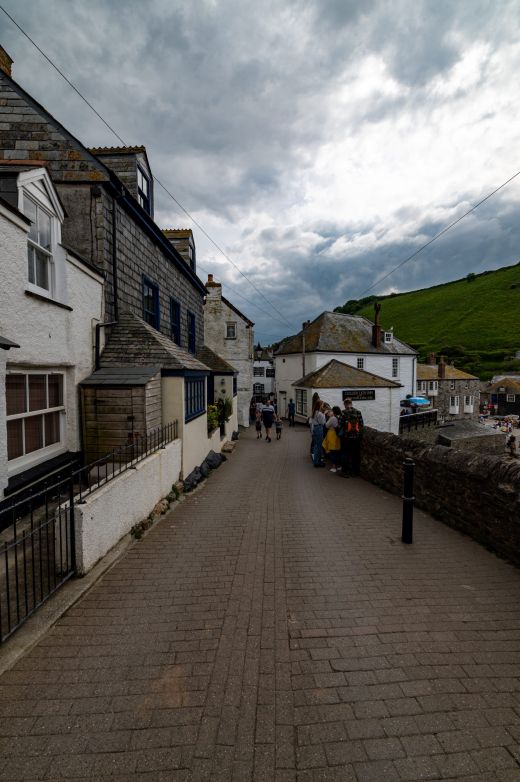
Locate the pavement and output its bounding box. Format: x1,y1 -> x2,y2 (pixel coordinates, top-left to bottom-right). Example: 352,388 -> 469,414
1,424 -> 520,781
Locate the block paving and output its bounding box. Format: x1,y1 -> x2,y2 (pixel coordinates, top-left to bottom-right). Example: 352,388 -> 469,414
1,425 -> 520,780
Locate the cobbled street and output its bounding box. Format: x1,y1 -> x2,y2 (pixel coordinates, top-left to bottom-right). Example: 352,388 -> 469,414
1,425 -> 520,781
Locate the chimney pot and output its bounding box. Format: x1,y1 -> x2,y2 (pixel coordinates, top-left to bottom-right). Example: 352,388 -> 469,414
207,274 -> 213,283
0,46 -> 13,77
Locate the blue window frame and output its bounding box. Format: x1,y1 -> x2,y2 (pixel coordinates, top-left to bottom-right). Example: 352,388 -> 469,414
143,277 -> 160,329
187,311 -> 196,353
170,298 -> 181,345
185,376 -> 206,422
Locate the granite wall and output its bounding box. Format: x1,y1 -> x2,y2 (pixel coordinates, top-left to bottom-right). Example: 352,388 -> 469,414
361,428 -> 520,566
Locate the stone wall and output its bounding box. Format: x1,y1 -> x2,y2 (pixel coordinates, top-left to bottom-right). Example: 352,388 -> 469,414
361,427 -> 520,566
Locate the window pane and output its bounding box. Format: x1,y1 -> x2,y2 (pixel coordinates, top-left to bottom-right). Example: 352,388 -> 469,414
23,196 -> 38,242
28,245 -> 35,283
35,248 -> 49,290
44,411 -> 61,446
29,375 -> 47,411
38,210 -> 52,250
48,374 -> 63,407
7,419 -> 24,460
6,374 -> 27,415
25,415 -> 44,453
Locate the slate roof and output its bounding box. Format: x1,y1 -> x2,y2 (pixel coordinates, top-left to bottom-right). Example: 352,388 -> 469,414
276,312 -> 415,356
88,146 -> 146,155
99,311 -> 210,372
292,360 -> 402,389
0,334 -> 20,350
80,366 -> 161,386
196,345 -> 236,374
488,377 -> 520,394
417,364 -> 479,381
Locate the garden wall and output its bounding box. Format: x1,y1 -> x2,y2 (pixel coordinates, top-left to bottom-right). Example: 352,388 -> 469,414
361,428 -> 520,566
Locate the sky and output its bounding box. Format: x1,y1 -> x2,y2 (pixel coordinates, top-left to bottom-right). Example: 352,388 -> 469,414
2,0 -> 520,344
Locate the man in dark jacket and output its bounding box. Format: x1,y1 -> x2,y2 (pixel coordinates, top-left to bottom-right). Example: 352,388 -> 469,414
339,398 -> 364,477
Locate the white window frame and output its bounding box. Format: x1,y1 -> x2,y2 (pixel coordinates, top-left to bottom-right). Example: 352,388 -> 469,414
449,380 -> 456,390
253,367 -> 265,377
137,166 -> 151,214
357,357 -> 365,370
253,383 -> 265,395
392,358 -> 399,378
507,394 -> 516,403
463,395 -> 474,412
384,332 -> 393,343
295,389 -> 307,416
449,395 -> 460,413
226,321 -> 237,340
5,370 -> 66,474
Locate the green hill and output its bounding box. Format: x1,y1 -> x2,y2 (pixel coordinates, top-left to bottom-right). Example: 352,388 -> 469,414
334,262 -> 520,380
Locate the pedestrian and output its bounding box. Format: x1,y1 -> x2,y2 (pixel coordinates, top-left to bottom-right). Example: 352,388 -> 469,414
255,414 -> 262,439
275,415 -> 283,440
323,405 -> 342,472
507,434 -> 517,457
262,398 -> 276,442
338,397 -> 364,477
288,398 -> 295,427
310,398 -> 326,467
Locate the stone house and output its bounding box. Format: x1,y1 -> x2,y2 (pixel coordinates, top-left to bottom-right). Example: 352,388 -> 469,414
0,47 -> 235,480
203,275 -> 254,427
253,344 -> 275,401
0,171 -> 104,500
416,355 -> 480,421
292,360 -> 403,434
485,377 -> 520,417
274,308 -> 416,422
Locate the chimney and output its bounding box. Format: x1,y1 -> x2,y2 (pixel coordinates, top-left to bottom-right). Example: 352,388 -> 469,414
372,302 -> 382,348
438,356 -> 446,379
0,46 -> 13,77
205,273 -> 222,300
427,352 -> 437,366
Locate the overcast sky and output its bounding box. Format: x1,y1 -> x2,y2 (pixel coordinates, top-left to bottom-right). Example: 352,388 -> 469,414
2,0 -> 520,343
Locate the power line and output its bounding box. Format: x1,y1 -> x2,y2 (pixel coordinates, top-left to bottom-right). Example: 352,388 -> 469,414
0,3 -> 296,331
356,168 -> 520,298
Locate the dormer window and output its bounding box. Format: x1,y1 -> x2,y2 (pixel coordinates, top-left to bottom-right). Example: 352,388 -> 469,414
137,166 -> 151,215
384,331 -> 393,343
24,194 -> 53,293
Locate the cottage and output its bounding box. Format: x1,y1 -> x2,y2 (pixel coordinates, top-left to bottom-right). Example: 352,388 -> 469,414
0,173 -> 104,500
292,360 -> 403,433
486,377 -> 520,417
253,344 -> 275,402
416,355 -> 480,421
274,308 -> 416,421
203,275 -> 254,427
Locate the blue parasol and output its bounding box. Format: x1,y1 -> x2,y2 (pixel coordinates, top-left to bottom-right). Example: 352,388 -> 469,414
405,396 -> 430,406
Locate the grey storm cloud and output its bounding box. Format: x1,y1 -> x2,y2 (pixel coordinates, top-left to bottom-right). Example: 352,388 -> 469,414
2,0 -> 520,342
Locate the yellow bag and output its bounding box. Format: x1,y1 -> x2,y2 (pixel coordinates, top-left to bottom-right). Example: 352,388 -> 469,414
322,427 -> 340,453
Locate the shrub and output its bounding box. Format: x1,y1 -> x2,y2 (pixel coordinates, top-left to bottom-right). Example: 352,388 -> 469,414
207,404 -> 219,434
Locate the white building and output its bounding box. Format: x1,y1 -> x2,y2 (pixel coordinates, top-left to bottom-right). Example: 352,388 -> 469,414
0,167 -> 104,499
292,360 -> 403,434
203,275 -> 254,427
253,345 -> 275,401
274,309 -> 416,429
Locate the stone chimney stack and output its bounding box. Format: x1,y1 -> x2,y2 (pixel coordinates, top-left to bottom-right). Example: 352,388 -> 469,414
205,274 -> 222,300
0,46 -> 13,77
438,356 -> 446,379
427,352 -> 437,366
372,302 -> 382,349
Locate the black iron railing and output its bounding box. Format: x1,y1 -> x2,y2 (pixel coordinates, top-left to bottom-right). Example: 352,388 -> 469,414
0,421 -> 178,643
399,409 -> 438,434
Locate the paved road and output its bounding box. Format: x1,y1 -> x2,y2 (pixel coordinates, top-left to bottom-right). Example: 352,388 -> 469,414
1,425 -> 520,781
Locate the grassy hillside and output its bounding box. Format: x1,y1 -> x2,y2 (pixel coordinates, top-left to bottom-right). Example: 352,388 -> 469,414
334,262 -> 520,379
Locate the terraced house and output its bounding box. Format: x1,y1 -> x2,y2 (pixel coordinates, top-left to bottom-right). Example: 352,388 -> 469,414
0,46 -> 235,493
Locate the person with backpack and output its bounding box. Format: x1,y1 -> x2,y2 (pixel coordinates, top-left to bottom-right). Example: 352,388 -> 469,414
338,397 -> 364,477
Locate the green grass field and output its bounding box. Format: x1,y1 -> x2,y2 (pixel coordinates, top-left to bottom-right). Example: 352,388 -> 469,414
334,262 -> 520,379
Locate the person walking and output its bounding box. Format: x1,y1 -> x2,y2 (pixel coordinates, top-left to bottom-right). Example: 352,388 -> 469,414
255,411 -> 263,439
275,415 -> 283,440
288,398 -> 295,427
310,398 -> 326,467
339,397 -> 364,477
262,398 -> 276,442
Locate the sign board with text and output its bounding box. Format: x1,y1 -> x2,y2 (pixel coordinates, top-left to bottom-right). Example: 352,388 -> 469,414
342,389 -> 376,401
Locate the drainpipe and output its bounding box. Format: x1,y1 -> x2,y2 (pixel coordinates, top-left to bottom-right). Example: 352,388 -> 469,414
111,194 -> 119,321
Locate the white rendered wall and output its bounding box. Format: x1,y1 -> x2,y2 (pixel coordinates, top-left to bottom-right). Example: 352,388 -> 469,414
74,439 -> 181,574
301,386 -> 401,434
0,204 -> 104,490
204,287 -> 253,428
252,360 -> 274,396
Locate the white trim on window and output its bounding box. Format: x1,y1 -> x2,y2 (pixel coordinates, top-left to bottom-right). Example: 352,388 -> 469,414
506,394 -> 516,403
295,389 -> 307,416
